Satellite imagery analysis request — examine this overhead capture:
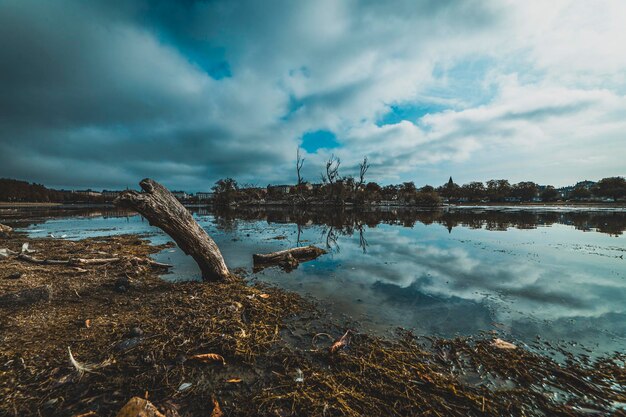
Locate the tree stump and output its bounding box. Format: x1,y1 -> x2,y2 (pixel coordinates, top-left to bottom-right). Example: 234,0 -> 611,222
115,179 -> 233,282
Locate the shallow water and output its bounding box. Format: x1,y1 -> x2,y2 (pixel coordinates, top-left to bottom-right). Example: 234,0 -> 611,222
4,205 -> 625,356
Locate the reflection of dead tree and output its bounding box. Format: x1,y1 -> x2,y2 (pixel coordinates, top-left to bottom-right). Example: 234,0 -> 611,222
323,226 -> 340,252
356,223 -> 368,253
215,214 -> 238,233
296,224 -> 303,247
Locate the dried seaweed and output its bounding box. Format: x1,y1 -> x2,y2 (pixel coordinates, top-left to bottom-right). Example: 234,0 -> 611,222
1,232 -> 624,417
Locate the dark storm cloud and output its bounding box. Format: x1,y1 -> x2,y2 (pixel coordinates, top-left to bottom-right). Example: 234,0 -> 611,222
0,0 -> 294,189
0,0 -> 509,189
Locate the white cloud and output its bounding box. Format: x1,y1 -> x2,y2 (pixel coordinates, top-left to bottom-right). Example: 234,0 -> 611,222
0,0 -> 625,188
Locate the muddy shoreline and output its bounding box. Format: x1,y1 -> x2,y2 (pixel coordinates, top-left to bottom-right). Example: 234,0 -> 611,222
1,232 -> 625,416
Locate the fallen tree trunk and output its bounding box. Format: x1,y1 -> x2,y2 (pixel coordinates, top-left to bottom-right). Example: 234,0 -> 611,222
115,178 -> 233,282
253,245 -> 326,271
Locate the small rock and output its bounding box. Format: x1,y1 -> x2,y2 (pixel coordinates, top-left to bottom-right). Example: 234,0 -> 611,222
115,337 -> 142,352
129,327 -> 144,337
177,382 -> 192,392
5,272 -> 22,280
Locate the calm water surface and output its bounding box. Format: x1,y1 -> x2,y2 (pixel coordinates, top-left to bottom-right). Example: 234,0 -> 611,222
3,206 -> 625,356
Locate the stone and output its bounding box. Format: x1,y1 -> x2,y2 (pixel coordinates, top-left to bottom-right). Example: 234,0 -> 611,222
114,276 -> 131,293
5,272 -> 22,280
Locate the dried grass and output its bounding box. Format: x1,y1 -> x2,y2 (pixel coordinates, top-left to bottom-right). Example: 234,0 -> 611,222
1,233 -> 624,416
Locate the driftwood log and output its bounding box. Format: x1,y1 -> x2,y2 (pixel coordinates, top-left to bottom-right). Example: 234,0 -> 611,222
15,253 -> 171,268
253,245 -> 326,271
115,178 -> 233,282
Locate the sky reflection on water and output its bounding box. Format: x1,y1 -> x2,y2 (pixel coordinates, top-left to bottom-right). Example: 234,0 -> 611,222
9,206 -> 626,356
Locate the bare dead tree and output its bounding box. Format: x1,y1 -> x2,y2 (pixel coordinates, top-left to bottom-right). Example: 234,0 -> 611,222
358,156 -> 370,188
296,147 -> 305,185
323,154 -> 341,185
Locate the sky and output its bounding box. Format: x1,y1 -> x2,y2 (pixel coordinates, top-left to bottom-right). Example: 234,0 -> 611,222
0,0 -> 625,191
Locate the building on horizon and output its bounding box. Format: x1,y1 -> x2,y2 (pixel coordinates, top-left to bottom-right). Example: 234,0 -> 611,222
171,191 -> 190,200
196,192 -> 213,201
267,184 -> 291,195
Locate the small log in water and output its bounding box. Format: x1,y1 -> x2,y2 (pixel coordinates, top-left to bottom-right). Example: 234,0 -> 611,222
115,178 -> 234,282
253,245 -> 326,271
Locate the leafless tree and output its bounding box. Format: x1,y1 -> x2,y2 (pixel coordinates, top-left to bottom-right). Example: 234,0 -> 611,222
296,147 -> 305,185
357,156 -> 370,188
323,154 -> 341,184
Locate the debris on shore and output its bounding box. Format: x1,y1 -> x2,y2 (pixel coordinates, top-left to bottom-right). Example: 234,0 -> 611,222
0,223 -> 12,238
1,232 -> 625,416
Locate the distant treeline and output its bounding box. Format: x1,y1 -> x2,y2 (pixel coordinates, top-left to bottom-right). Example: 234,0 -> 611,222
0,178 -> 112,203
210,176 -> 626,207
1,175 -> 625,206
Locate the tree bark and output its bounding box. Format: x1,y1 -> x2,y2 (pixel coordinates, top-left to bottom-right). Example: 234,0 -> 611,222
115,178 -> 233,282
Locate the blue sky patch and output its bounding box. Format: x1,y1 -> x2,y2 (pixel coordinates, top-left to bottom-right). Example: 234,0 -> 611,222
377,103 -> 448,126
301,130 -> 340,153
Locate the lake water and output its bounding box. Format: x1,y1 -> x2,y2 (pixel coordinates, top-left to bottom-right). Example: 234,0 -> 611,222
3,205 -> 625,356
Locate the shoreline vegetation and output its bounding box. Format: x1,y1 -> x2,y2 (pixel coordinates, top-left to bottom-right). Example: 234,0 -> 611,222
1,179 -> 625,416
1,174 -> 626,208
